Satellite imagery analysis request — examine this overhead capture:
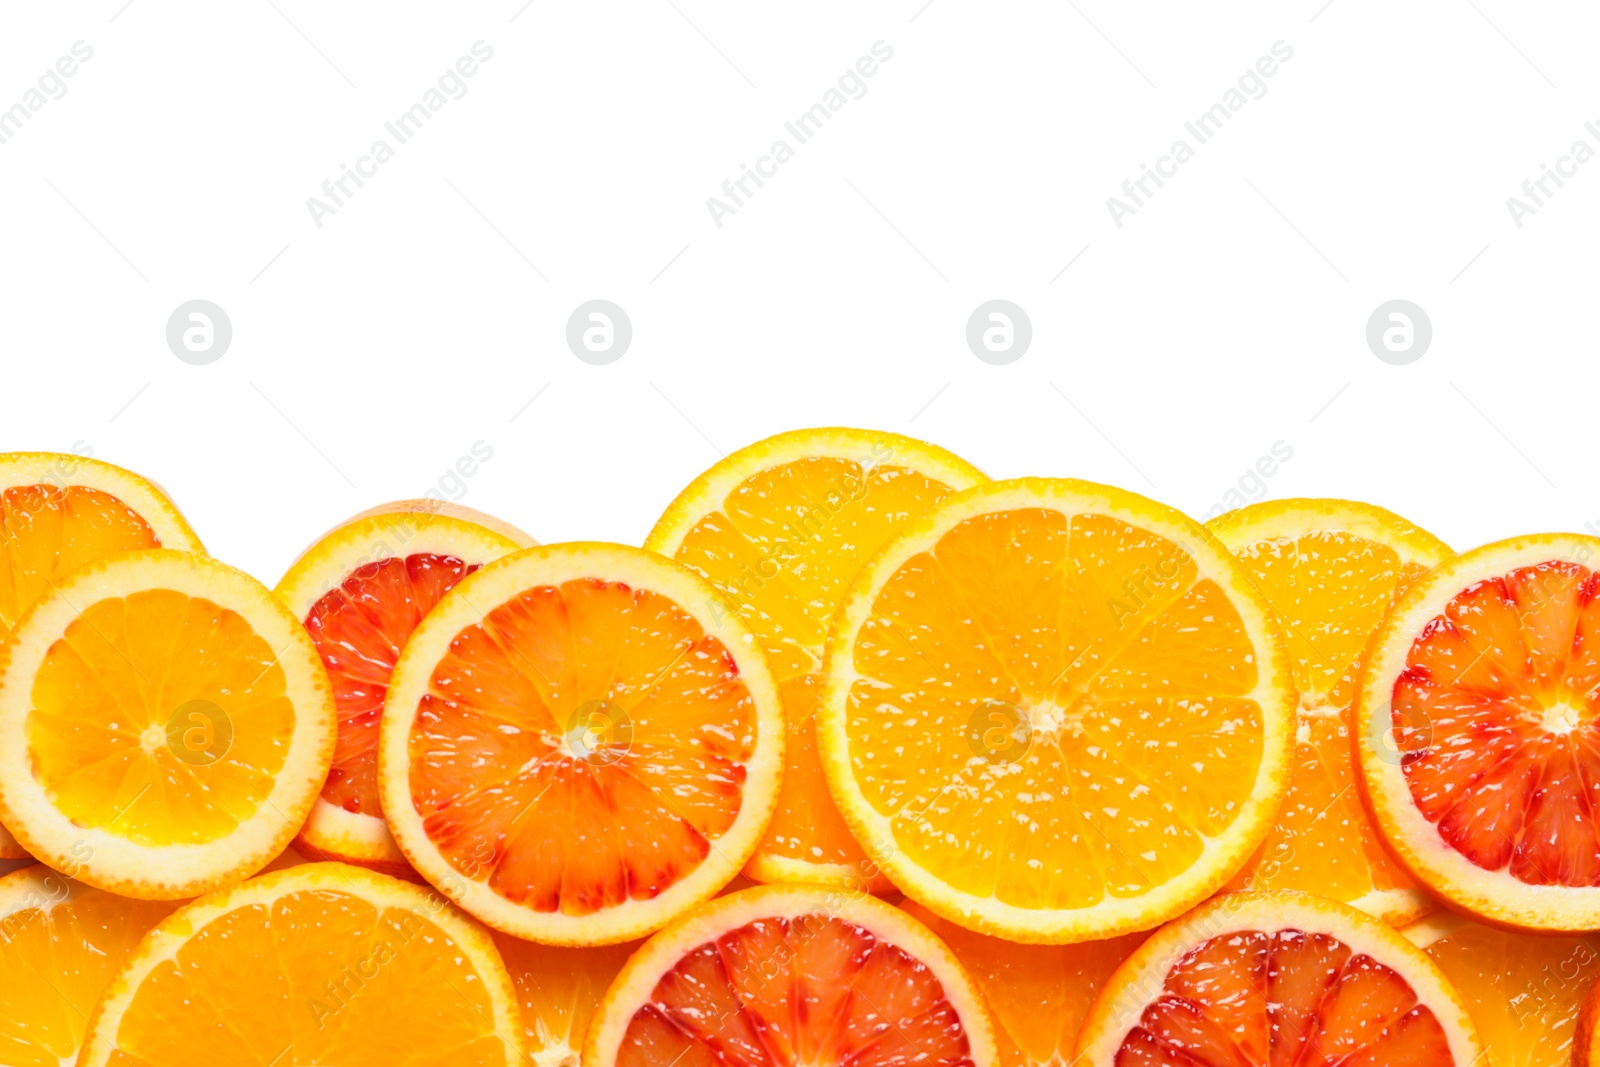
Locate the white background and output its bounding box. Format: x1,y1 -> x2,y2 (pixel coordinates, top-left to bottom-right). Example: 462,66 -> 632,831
0,0 -> 1595,586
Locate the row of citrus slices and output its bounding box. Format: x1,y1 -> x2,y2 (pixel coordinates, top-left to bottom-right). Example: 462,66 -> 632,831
0,432 -> 1599,1066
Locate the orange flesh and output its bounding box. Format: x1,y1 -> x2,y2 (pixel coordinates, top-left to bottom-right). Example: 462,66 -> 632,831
1394,561 -> 1600,885
106,887 -> 509,1066
670,458 -> 967,877
1117,929 -> 1454,1066
0,485 -> 160,638
305,553 -> 478,817
26,590 -> 293,846
0,877 -> 174,1067
902,899 -> 1144,1067
849,509 -> 1264,909
1420,921 -> 1600,1067
616,914 -> 976,1067
407,578 -> 758,915
1226,532 -> 1431,905
494,932 -> 635,1064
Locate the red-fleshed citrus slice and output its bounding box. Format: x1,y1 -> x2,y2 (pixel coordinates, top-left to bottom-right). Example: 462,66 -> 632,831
1210,499 -> 1451,926
1075,889 -> 1484,1066
0,452 -> 204,858
1356,533 -> 1600,931
583,884 -> 999,1067
77,862 -> 523,1066
275,501 -> 534,874
0,550 -> 335,898
0,864 -> 177,1066
1406,909 -> 1600,1067
646,428 -> 985,892
901,898 -> 1146,1067
818,478 -> 1295,943
379,542 -> 784,944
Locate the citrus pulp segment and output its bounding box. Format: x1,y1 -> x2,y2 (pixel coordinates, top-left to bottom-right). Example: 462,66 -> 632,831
0,452 -> 205,858
1405,910 -> 1600,1067
379,542 -> 785,945
0,549 -> 336,898
583,883 -> 998,1067
0,864 -> 176,1067
77,862 -> 523,1067
1210,498 -> 1450,925
275,501 -> 533,874
1075,890 -> 1484,1066
1356,533 -> 1600,930
817,478 -> 1295,943
494,933 -> 637,1067
900,898 -> 1145,1067
645,427 -> 985,891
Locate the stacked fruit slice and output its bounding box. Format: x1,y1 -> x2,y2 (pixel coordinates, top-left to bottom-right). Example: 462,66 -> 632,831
1212,499 -> 1452,925
645,428 -> 985,890
274,501 -> 533,874
15,436 -> 1600,1067
0,453 -> 205,858
379,542 -> 785,944
818,477 -> 1296,943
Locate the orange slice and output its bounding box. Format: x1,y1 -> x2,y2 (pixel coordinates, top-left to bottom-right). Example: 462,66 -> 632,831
583,883 -> 999,1067
0,549 -> 335,898
379,542 -> 784,944
1210,499 -> 1451,925
495,933 -> 637,1066
0,864 -> 176,1066
1406,910 -> 1600,1067
818,478 -> 1295,943
77,861 -> 523,1066
1075,889 -> 1484,1066
0,452 -> 203,858
1356,533 -> 1600,930
900,898 -> 1145,1067
275,501 -> 533,874
646,428 -> 984,891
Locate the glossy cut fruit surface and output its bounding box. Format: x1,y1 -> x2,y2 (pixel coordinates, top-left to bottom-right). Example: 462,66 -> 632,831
1357,533 -> 1600,930
0,550 -> 334,898
646,428 -> 985,891
0,452 -> 204,858
380,542 -> 784,944
1211,499 -> 1451,925
819,478 -> 1295,943
275,501 -> 532,873
584,884 -> 998,1067
1075,890 -> 1483,1066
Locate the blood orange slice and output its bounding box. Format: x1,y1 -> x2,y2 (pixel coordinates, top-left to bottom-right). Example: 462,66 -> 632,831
1356,533 -> 1600,931
1075,890 -> 1484,1066
583,884 -> 998,1067
379,542 -> 784,944
0,452 -> 204,858
1211,499 -> 1450,925
275,502 -> 533,874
